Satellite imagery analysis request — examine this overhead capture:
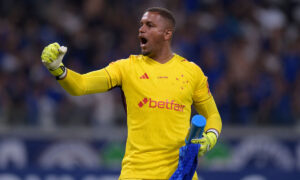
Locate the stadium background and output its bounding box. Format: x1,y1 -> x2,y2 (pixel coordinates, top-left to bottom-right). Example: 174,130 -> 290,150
0,0 -> 300,179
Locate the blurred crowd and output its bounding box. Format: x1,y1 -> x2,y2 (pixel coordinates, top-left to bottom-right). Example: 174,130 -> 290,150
0,0 -> 299,128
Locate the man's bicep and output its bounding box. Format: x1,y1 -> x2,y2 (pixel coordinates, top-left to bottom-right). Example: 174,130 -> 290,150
82,69 -> 115,94
192,75 -> 212,103
82,58 -> 127,94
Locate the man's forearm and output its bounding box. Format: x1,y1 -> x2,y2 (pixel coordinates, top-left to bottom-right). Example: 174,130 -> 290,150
193,97 -> 222,137
58,68 -> 112,96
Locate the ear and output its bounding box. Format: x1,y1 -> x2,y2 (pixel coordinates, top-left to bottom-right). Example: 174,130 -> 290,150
164,29 -> 173,41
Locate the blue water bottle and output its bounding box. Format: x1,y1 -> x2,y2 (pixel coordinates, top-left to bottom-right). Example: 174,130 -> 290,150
185,115 -> 206,144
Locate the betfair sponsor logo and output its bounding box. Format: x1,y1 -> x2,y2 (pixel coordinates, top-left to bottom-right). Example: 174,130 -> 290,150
138,98 -> 185,112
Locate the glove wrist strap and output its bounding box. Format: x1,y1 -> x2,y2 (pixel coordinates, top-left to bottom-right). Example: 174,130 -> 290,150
49,65 -> 65,77
56,67 -> 67,80
206,129 -> 219,139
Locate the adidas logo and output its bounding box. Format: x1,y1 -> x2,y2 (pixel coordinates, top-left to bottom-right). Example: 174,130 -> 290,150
140,73 -> 149,79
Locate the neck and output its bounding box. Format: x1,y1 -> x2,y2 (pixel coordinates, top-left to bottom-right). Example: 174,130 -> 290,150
149,45 -> 174,64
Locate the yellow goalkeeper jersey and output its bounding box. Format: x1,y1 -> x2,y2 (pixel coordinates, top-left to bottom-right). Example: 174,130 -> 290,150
58,54 -> 222,179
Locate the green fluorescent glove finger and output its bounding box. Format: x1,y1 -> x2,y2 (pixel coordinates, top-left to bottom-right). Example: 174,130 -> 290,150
53,42 -> 60,49
192,139 -> 202,144
43,54 -> 53,63
43,47 -> 50,54
198,139 -> 207,144
41,58 -> 49,63
191,138 -> 206,144
41,49 -> 48,58
41,53 -> 45,61
200,144 -> 206,151
50,46 -> 59,56
191,139 -> 197,144
47,51 -> 56,61
41,54 -> 50,63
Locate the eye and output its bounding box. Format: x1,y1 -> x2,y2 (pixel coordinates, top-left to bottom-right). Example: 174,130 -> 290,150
146,22 -> 154,27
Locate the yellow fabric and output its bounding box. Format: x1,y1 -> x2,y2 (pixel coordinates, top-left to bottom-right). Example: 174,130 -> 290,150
58,68 -> 111,95
58,54 -> 222,179
193,97 -> 222,135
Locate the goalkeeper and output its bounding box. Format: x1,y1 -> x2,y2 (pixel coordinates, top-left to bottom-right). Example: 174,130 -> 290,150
41,7 -> 222,180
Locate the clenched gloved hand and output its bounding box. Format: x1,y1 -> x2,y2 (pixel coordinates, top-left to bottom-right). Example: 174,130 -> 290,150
41,42 -> 67,78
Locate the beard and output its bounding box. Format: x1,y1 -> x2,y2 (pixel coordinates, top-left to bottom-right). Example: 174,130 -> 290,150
141,49 -> 151,56
142,51 -> 151,56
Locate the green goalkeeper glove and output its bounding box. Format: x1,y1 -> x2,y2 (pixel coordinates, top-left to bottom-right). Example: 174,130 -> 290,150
191,132 -> 217,157
41,42 -> 67,78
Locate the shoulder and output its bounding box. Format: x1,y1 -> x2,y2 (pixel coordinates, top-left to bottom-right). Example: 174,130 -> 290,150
129,54 -> 144,62
106,54 -> 144,73
175,54 -> 204,75
111,54 -> 143,64
108,54 -> 140,66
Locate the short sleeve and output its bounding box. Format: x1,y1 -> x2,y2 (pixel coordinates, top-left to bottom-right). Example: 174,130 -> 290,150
192,63 -> 212,104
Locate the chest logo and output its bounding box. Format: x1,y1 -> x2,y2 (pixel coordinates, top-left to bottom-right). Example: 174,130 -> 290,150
138,98 -> 185,112
140,73 -> 149,79
158,76 -> 168,79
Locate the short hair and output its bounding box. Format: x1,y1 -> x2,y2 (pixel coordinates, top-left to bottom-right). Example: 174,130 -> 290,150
145,7 -> 176,31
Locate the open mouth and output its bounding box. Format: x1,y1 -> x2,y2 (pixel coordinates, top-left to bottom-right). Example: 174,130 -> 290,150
140,37 -> 148,45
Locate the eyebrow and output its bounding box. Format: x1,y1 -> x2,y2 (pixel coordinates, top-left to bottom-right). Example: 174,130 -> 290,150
140,19 -> 155,25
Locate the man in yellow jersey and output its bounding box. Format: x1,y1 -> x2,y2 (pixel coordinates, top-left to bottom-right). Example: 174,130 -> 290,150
41,7 -> 222,180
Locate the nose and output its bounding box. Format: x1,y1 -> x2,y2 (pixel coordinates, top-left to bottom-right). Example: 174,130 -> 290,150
139,24 -> 146,33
